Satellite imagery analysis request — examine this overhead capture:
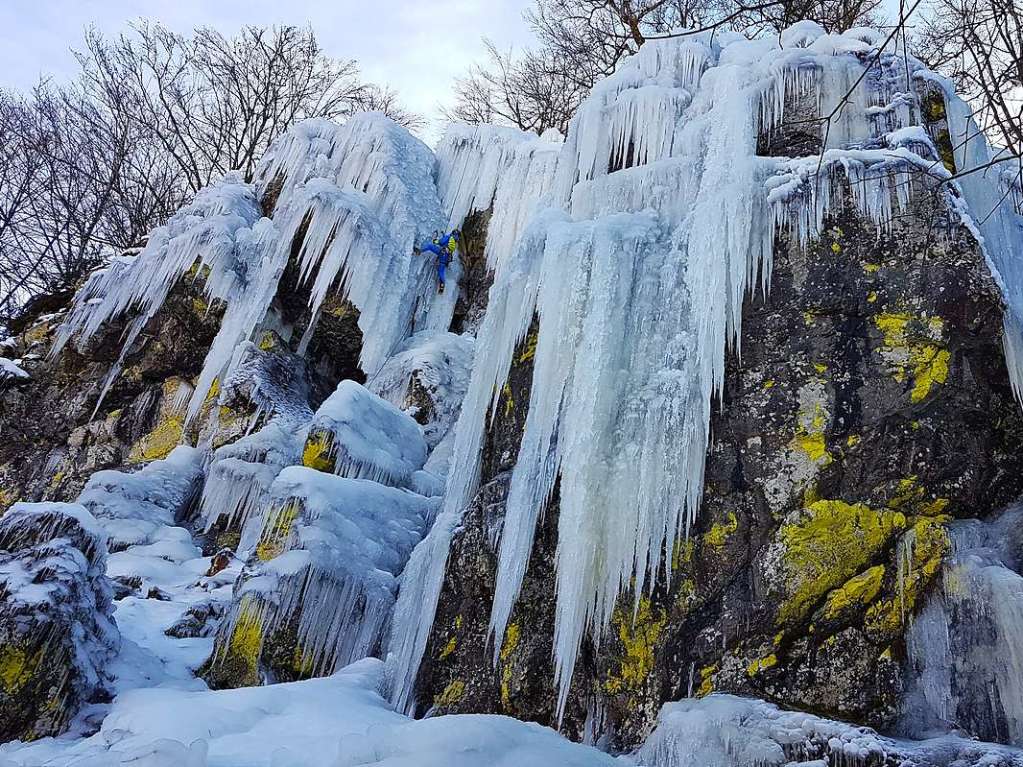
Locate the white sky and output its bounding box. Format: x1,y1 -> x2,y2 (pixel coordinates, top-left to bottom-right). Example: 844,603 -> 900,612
0,0 -> 536,143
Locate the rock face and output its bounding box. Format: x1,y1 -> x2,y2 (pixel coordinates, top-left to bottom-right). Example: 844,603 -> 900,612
0,34 -> 1022,761
413,96 -> 1023,747
0,503 -> 119,741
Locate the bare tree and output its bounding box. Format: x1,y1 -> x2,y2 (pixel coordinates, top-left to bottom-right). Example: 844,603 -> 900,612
442,41 -> 586,135
445,0 -> 883,135
915,0 -> 1022,157
1,23 -> 419,327
77,23 -> 377,193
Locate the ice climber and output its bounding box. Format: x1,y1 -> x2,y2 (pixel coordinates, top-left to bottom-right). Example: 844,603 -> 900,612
421,229 -> 460,293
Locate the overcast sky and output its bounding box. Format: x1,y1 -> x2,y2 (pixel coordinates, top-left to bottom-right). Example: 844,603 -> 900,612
0,0 -> 536,143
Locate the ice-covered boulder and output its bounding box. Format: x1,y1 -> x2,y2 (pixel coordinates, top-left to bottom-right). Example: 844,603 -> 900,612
204,466 -> 437,688
0,503 -> 119,741
368,331 -> 474,452
301,380 -> 429,489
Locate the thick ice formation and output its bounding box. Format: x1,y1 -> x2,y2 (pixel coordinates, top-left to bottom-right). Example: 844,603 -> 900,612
942,98 -> 1023,402
903,506 -> 1023,746
51,113 -> 450,423
305,380 -> 429,489
388,23 -> 1023,716
213,466 -> 437,677
435,124 -> 562,271
200,420 -> 305,553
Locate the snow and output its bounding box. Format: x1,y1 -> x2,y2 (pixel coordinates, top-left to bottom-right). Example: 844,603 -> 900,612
366,330 -> 475,450
212,466 -> 438,677
0,357 -> 29,383
78,446 -> 204,550
0,502 -> 119,716
0,660 -> 621,767
639,693 -> 1023,767
308,380 -> 429,489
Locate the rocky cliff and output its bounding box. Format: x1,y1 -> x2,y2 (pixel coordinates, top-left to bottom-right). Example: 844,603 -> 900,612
1,21 -> 1023,767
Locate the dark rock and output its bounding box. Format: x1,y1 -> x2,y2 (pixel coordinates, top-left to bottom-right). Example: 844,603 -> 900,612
0,503 -> 119,741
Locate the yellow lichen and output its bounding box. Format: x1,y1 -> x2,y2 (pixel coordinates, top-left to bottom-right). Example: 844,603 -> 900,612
256,500 -> 299,561
696,664 -> 717,697
292,645 -> 315,677
813,363 -> 828,374
605,597 -> 666,695
846,434 -> 861,448
435,679 -> 465,707
439,636 -> 457,661
873,313 -> 950,403
517,331 -> 538,364
226,597 -> 264,679
672,537 -> 695,571
0,486 -> 18,510
302,429 -> 336,473
866,517 -> 949,636
791,403 -> 832,465
863,263 -> 881,273
778,499 -> 906,625
258,331 -> 279,352
704,512 -> 738,548
128,379 -> 189,463
502,383 -> 515,418
822,565 -> 885,620
831,242 -> 842,254
747,653 -> 777,677
128,416 -> 184,463
0,645 -> 42,693
867,291 -> 878,303
762,379 -> 775,389
499,622 -> 521,708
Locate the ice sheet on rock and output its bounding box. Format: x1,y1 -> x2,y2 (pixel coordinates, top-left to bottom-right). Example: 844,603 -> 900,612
310,380 -> 428,489
943,92 -> 1023,403
434,124 -> 562,270
367,330 -> 475,451
216,466 -> 437,677
78,446 -> 204,550
903,505 -> 1023,747
219,341 -> 315,425
637,693 -> 1023,767
49,175 -> 275,420
200,421 -> 305,555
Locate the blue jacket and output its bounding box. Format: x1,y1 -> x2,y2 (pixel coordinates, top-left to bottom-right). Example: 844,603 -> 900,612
438,232 -> 459,254
421,241 -> 443,256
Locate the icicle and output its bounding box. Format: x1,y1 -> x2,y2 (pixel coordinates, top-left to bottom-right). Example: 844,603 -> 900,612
944,94 -> 1023,404
434,124 -> 562,272
215,466 -> 438,678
